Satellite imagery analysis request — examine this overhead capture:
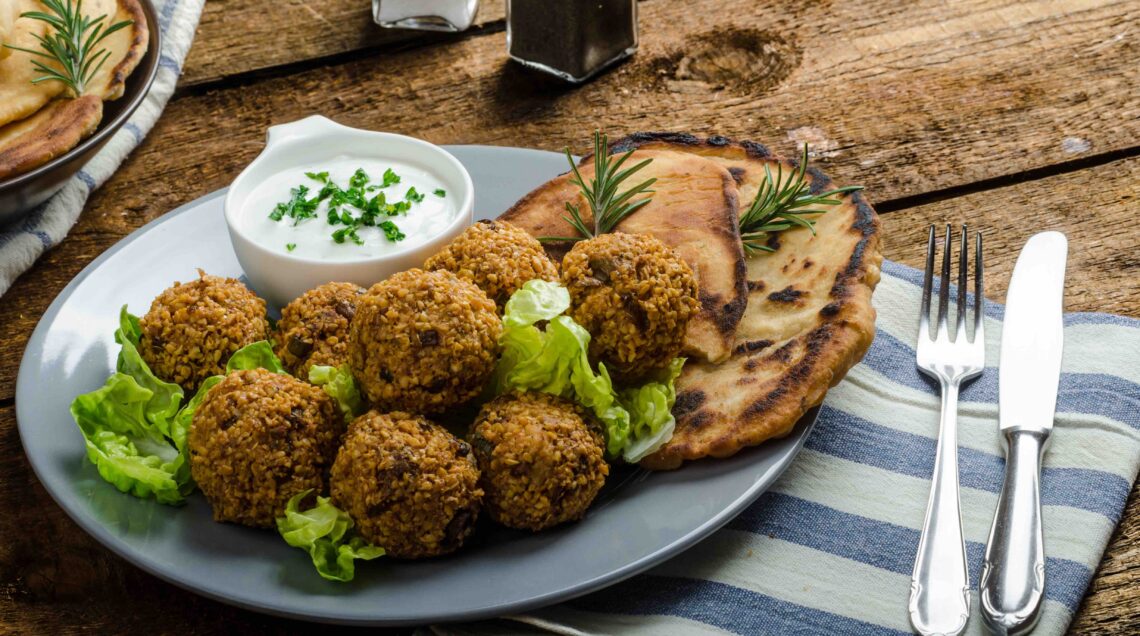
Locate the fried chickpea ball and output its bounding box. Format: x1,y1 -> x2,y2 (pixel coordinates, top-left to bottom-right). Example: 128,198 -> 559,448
469,391 -> 608,531
274,282 -> 365,378
331,411 -> 482,559
424,220 -> 560,309
348,269 -> 501,414
139,270 -> 269,392
188,368 -> 343,528
560,233 -> 698,382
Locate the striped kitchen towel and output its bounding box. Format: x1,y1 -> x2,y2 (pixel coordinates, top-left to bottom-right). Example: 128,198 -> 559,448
431,259 -> 1140,636
0,0 -> 205,296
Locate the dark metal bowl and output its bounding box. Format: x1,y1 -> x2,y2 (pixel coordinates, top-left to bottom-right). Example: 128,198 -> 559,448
0,0 -> 161,227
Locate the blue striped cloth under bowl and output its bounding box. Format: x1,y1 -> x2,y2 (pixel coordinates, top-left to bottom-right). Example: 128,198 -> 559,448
429,258 -> 1140,636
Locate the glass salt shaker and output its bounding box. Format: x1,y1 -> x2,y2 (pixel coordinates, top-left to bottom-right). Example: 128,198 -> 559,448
373,0 -> 480,32
506,0 -> 639,83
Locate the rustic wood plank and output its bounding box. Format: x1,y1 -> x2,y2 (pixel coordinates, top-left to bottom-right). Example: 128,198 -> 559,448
879,158 -> 1140,318
182,0 -> 505,87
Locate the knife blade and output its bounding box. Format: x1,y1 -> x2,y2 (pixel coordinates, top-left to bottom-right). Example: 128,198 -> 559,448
997,231 -> 1068,436
981,231 -> 1067,636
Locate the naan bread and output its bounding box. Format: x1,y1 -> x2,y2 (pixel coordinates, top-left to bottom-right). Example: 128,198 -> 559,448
0,95 -> 102,179
500,148 -> 748,363
85,0 -> 149,101
0,1 -> 67,127
0,0 -> 22,58
0,0 -> 146,128
606,134 -> 881,470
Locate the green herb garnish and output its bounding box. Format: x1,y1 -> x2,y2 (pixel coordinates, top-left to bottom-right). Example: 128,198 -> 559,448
286,243 -> 296,252
269,185 -> 320,226
269,169 -> 417,245
4,0 -> 133,98
433,188 -> 446,198
739,144 -> 863,255
539,130 -> 656,242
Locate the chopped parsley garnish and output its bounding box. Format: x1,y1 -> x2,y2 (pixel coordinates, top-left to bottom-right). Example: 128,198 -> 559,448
268,167 -> 433,247
268,185 -> 319,226
433,188 -> 446,198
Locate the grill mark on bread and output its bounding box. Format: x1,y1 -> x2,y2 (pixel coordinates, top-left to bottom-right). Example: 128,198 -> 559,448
728,166 -> 746,184
767,286 -> 805,303
747,280 -> 766,293
734,339 -> 773,355
673,389 -> 706,416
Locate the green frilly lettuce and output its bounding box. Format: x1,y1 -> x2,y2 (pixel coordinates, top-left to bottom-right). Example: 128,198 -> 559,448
70,307 -> 190,504
493,280 -> 685,463
70,308 -> 288,505
309,364 -> 365,422
276,490 -> 384,582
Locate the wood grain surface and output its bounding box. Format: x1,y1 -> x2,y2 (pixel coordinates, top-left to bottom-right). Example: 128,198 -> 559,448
1,0 -> 1137,632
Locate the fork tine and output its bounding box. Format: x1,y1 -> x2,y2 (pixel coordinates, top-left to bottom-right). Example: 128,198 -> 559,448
920,225 -> 935,339
957,224 -> 968,340
974,231 -> 984,342
936,224 -> 951,334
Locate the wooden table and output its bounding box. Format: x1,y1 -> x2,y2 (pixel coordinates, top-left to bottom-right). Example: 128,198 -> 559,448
1,0 -> 1137,632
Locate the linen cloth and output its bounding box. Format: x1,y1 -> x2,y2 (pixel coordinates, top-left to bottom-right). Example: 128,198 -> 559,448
0,0 -> 206,296
432,259 -> 1140,636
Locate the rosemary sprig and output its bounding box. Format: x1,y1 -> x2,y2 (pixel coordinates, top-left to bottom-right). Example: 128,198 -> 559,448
740,144 -> 863,255
539,131 -> 657,242
4,0 -> 133,98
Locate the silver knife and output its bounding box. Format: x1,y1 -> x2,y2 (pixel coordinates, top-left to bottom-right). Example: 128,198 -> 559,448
980,231 -> 1068,635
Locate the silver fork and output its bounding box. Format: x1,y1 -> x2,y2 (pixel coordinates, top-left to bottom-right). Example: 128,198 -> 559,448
909,225 -> 985,636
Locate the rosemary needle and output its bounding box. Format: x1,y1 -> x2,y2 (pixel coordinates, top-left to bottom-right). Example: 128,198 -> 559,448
739,144 -> 863,255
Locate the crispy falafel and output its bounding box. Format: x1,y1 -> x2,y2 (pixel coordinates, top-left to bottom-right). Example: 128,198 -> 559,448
274,282 -> 365,378
139,271 -> 269,392
348,269 -> 501,414
470,391 -> 608,531
188,368 -> 343,528
424,220 -> 560,310
561,233 -> 698,382
331,411 -> 482,559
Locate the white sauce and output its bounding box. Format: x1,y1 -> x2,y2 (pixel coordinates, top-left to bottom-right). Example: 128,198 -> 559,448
240,156 -> 456,261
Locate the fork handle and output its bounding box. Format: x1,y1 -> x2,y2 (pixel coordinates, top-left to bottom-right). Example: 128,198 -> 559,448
979,429 -> 1047,635
909,381 -> 971,636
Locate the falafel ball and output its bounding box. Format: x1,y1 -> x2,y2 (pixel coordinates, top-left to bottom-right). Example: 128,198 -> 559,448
189,368 -> 343,528
424,220 -> 560,309
561,233 -> 698,382
349,269 -> 502,414
470,391 -> 608,531
274,282 -> 366,378
139,271 -> 269,392
331,411 -> 482,559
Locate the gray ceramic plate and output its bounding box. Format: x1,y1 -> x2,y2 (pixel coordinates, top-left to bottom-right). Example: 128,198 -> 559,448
16,145 -> 818,626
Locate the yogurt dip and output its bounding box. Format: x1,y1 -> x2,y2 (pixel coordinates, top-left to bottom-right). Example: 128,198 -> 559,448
224,115 -> 474,307
241,157 -> 456,262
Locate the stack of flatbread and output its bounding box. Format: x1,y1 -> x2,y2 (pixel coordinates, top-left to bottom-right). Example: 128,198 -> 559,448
0,0 -> 148,180
502,133 -> 883,469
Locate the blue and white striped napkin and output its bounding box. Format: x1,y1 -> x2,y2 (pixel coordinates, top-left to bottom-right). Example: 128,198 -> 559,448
432,259 -> 1140,636
0,0 -> 205,296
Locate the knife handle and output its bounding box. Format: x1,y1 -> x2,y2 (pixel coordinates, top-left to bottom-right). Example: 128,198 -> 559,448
980,428 -> 1047,635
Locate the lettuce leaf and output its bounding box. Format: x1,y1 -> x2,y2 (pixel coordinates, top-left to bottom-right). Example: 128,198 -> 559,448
309,364 -> 365,422
224,340 -> 286,374
617,357 -> 685,463
276,490 -> 384,582
494,280 -> 684,461
70,308 -> 289,506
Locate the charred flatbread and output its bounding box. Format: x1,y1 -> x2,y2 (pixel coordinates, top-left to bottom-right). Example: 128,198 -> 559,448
500,148 -> 748,363
0,95 -> 102,179
606,133 -> 881,470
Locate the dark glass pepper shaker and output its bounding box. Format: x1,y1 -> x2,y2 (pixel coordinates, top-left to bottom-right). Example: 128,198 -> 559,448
506,0 -> 639,83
